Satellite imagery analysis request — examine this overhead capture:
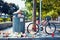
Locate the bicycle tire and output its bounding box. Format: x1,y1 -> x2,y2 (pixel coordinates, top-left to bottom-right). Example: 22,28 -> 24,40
27,23 -> 39,34
45,23 -> 56,35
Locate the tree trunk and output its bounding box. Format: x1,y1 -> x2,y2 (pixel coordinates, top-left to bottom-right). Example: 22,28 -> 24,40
32,0 -> 36,32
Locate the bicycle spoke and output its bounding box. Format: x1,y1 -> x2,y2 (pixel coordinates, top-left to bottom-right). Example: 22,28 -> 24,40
27,23 -> 39,34
45,23 -> 56,35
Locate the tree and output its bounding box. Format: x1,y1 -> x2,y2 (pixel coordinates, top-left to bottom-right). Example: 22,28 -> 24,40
0,0 -> 4,13
0,0 -> 19,21
2,2 -> 10,14
26,0 -> 37,31
25,0 -> 60,20
8,3 -> 19,21
25,0 -> 40,20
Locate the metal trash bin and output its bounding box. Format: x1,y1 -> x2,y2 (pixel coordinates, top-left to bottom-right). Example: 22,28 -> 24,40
13,13 -> 25,33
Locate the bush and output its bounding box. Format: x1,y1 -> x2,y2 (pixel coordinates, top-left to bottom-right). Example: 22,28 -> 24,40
6,18 -> 11,21
0,18 -> 3,22
47,10 -> 58,20
42,11 -> 47,20
2,18 -> 7,22
42,10 -> 58,20
0,18 -> 11,22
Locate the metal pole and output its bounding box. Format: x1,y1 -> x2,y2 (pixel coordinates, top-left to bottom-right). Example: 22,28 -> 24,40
39,0 -> 42,36
40,0 -> 42,26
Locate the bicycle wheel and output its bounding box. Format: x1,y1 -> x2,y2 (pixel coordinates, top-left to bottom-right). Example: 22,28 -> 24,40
27,23 -> 39,34
45,23 -> 56,35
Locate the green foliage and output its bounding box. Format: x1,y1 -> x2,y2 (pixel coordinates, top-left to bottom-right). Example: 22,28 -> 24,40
42,11 -> 47,19
21,10 -> 32,20
6,18 -> 11,21
42,10 -> 58,20
25,0 -> 60,20
0,18 -> 3,22
2,18 -> 6,22
25,0 -> 40,20
47,10 -> 58,20
0,18 -> 11,22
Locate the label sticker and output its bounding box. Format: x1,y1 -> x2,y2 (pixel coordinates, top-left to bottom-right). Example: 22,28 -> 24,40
20,18 -> 23,22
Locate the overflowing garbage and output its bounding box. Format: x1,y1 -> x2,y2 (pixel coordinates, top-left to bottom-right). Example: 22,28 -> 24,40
0,31 -> 27,38
0,31 -> 56,38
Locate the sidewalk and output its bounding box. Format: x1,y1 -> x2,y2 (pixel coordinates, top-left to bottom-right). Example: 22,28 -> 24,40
0,22 -> 60,38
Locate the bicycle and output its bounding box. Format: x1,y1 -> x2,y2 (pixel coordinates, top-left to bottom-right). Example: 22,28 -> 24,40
27,16 -> 56,35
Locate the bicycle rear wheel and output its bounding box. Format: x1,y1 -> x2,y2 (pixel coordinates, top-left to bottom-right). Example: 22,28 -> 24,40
45,23 -> 56,35
27,23 -> 39,34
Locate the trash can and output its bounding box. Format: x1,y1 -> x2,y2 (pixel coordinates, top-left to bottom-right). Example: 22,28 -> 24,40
13,13 -> 25,33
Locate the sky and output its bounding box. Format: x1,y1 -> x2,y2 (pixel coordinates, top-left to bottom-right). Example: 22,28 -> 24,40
4,0 -> 25,10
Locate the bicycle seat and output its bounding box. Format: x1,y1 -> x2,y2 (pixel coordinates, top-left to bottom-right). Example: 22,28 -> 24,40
45,16 -> 51,21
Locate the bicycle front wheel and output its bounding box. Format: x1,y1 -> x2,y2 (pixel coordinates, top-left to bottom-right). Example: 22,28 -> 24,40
27,23 -> 39,34
45,23 -> 56,35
